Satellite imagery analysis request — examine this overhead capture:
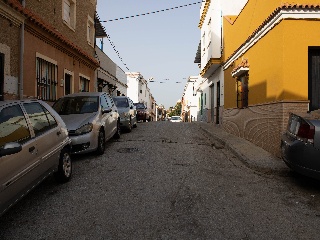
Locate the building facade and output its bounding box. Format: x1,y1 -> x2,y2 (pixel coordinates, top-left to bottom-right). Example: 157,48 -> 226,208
1,0 -> 98,102
222,0 -> 320,156
196,0 -> 248,124
126,72 -> 155,121
96,46 -> 127,96
181,76 -> 199,122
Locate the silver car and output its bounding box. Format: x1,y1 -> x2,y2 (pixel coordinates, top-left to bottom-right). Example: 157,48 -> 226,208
0,99 -> 72,216
281,111 -> 320,180
53,92 -> 120,155
113,96 -> 137,132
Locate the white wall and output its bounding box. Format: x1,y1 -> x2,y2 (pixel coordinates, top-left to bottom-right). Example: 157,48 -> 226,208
126,72 -> 140,103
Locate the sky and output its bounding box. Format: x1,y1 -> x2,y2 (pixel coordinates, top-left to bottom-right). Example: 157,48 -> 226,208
96,0 -> 202,109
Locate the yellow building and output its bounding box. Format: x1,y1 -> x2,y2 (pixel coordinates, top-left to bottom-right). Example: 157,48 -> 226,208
222,1 -> 320,156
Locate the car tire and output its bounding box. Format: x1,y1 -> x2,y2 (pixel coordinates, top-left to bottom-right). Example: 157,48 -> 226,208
113,120 -> 121,139
54,148 -> 72,183
127,117 -> 132,132
96,130 -> 106,155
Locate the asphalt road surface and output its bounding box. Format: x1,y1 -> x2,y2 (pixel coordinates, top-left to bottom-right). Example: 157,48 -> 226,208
1,121 -> 320,240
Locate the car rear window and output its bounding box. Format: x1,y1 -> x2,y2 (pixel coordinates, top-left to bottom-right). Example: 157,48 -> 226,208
0,104 -> 31,147
134,103 -> 145,109
53,96 -> 99,114
114,98 -> 129,108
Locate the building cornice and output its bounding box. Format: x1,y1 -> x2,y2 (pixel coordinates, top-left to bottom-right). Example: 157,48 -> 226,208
0,1 -> 25,26
4,0 -> 99,68
223,5 -> 320,70
200,58 -> 221,77
198,0 -> 210,28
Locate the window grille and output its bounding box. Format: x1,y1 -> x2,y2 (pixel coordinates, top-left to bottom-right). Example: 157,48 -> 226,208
36,57 -> 57,101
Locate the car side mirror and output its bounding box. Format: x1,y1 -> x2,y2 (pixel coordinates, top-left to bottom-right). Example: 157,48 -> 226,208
102,108 -> 112,114
0,142 -> 22,157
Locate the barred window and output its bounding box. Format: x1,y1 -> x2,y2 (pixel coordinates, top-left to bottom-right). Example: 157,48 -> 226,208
80,76 -> 90,92
237,73 -> 249,108
36,57 -> 57,101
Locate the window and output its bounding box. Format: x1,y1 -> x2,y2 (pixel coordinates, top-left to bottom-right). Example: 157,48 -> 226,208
87,15 -> 95,46
202,31 -> 206,53
0,104 -> 31,147
24,102 -> 57,137
80,76 -> 90,92
36,57 -> 57,101
63,0 -> 76,29
237,73 -> 249,108
207,18 -> 211,49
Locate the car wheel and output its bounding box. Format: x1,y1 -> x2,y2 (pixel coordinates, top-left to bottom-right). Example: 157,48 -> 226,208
113,120 -> 121,139
54,148 -> 72,183
96,130 -> 105,155
127,117 -> 132,132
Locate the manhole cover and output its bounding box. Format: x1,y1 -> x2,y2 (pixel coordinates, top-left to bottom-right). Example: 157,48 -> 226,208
117,148 -> 139,153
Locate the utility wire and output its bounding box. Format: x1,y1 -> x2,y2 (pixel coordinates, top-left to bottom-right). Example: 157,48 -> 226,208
100,1 -> 204,23
105,31 -> 130,71
101,1 -> 204,73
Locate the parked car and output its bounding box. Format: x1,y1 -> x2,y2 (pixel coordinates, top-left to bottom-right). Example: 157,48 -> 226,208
281,111 -> 320,180
134,103 -> 151,122
170,116 -> 182,122
53,92 -> 120,155
113,96 -> 137,132
0,99 -> 72,216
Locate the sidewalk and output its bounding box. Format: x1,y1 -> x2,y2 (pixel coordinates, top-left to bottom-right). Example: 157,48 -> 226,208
194,122 -> 288,173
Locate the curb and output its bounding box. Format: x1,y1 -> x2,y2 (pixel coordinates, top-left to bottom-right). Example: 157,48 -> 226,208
194,122 -> 287,174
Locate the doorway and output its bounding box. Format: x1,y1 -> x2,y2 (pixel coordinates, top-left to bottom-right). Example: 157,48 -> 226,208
0,53 -> 4,101
216,81 -> 220,124
64,73 -> 71,96
308,47 -> 320,111
210,84 -> 215,123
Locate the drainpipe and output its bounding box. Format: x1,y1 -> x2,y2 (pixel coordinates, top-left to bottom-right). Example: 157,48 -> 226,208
19,0 -> 25,99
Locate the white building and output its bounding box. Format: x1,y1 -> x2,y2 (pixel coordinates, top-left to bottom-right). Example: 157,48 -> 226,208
182,76 -> 200,122
196,0 -> 247,123
126,72 -> 155,120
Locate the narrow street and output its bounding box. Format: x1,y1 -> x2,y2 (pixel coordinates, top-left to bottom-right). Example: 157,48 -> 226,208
1,122 -> 320,240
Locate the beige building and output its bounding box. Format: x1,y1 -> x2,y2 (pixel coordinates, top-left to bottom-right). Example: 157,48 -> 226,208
1,0 -> 99,102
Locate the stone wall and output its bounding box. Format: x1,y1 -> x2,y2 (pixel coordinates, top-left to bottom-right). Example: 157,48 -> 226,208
222,101 -> 309,157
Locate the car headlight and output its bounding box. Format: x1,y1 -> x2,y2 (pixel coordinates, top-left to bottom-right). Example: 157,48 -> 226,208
75,123 -> 93,135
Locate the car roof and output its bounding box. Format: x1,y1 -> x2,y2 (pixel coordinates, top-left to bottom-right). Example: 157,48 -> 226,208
0,99 -> 42,107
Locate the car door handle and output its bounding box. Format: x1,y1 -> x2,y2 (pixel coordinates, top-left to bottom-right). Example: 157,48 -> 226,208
29,146 -> 35,152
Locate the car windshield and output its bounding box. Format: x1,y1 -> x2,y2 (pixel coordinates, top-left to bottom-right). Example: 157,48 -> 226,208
113,98 -> 129,108
135,103 -> 145,109
53,96 -> 99,115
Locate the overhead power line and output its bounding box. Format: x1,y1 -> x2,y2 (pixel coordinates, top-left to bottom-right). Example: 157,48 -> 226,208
100,1 -> 204,23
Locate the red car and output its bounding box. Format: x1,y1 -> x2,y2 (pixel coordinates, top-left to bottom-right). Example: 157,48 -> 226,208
134,103 -> 150,122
